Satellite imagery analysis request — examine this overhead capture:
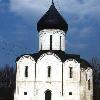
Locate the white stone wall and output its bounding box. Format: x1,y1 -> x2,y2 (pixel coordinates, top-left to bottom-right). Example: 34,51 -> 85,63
35,53 -> 63,100
36,52 -> 62,82
39,29 -> 65,51
16,55 -> 35,81
63,59 -> 80,100
80,68 -> 86,100
80,67 -> 93,100
15,82 -> 34,100
14,55 -> 36,100
63,59 -> 80,82
86,68 -> 93,100
14,53 -> 93,100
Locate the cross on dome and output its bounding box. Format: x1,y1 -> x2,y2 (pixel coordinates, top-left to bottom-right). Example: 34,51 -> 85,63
52,0 -> 54,5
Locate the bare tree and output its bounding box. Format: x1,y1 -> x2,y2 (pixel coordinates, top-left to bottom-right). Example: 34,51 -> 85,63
90,57 -> 100,85
89,57 -> 100,100
0,64 -> 16,100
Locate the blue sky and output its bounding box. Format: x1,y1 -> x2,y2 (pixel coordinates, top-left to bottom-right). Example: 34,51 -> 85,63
0,0 -> 100,66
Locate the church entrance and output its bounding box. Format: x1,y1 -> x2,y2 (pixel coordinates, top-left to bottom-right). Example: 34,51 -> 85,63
45,90 -> 51,100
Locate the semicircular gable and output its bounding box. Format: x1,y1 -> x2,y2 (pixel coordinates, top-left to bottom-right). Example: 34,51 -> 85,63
63,58 -> 80,82
17,55 -> 35,63
36,52 -> 62,82
37,52 -> 62,62
16,55 -> 36,81
64,58 -> 79,64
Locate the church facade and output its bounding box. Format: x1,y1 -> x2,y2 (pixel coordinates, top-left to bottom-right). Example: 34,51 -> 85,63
14,2 -> 93,100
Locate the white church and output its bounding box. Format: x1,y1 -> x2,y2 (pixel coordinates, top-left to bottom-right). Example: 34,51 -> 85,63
14,1 -> 93,100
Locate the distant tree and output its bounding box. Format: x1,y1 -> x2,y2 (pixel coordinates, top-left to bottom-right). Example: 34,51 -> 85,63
0,64 -> 16,88
0,64 -> 16,100
89,57 -> 100,100
89,57 -> 100,85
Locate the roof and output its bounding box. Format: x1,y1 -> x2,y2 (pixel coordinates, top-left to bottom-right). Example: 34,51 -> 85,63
31,50 -> 80,62
37,2 -> 68,32
16,50 -> 92,69
80,58 -> 92,69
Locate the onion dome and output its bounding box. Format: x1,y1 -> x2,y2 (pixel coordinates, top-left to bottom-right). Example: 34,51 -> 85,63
37,1 -> 68,32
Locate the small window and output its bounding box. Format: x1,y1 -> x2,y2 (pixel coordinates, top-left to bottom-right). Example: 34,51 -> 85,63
48,66 -> 51,77
25,66 -> 28,77
86,74 -> 87,81
88,79 -> 90,90
24,92 -> 27,95
69,67 -> 73,78
69,92 -> 72,95
41,43 -> 42,50
50,35 -> 52,50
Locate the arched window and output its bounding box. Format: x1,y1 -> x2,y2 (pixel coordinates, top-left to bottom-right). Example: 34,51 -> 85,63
25,66 -> 28,77
41,43 -> 42,50
86,74 -> 87,81
69,67 -> 73,78
45,90 -> 51,100
50,35 -> 52,50
48,66 -> 51,77
88,79 -> 90,90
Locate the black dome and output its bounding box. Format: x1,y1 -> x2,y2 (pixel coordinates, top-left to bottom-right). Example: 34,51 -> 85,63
37,3 -> 68,32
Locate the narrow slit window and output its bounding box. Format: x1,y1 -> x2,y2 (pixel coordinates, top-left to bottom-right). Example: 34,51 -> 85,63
69,67 -> 73,78
48,66 -> 51,77
86,74 -> 87,81
50,35 -> 52,50
41,43 -> 42,50
25,66 -> 28,77
80,71 -> 81,82
88,79 -> 90,90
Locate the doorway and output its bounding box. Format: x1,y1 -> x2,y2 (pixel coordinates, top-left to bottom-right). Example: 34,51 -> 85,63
45,90 -> 51,100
